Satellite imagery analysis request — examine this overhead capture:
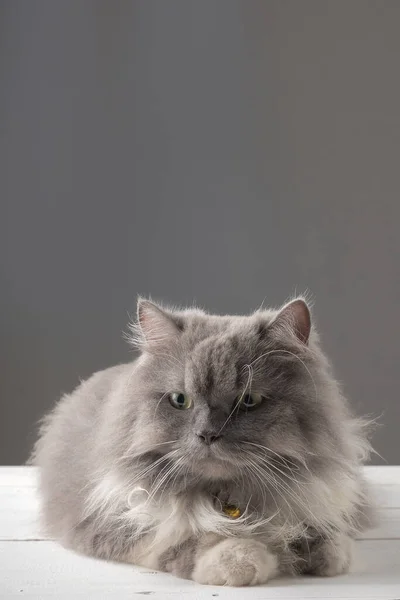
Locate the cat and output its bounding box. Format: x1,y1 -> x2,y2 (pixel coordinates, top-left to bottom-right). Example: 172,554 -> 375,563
31,297 -> 374,586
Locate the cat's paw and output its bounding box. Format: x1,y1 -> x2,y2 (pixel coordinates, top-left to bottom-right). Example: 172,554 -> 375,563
193,538 -> 278,586
305,534 -> 353,577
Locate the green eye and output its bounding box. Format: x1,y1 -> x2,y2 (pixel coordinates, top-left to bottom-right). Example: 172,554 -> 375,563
238,392 -> 264,410
169,392 -> 192,410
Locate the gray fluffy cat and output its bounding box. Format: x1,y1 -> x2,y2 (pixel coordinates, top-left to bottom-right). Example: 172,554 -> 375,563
32,297 -> 373,586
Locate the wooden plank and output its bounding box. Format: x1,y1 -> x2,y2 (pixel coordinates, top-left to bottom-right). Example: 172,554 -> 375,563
363,466 -> 400,485
0,540 -> 399,599
0,487 -> 48,540
0,467 -> 37,487
372,484 -> 400,509
358,508 -> 400,540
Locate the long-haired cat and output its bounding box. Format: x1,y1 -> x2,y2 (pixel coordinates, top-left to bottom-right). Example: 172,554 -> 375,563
32,297 -> 373,586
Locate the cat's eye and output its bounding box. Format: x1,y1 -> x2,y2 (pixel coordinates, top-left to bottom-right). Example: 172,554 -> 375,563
238,392 -> 264,410
169,392 -> 192,410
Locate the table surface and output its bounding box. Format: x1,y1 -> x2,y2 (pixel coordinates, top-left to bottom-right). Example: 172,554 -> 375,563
0,466 -> 399,599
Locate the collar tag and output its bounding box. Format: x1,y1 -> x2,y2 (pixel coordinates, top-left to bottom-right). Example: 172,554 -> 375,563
222,504 -> 241,519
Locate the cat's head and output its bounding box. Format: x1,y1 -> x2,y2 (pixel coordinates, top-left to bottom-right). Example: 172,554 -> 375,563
123,297 -> 345,485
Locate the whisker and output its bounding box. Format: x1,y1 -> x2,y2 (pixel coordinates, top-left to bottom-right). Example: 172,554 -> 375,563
118,439 -> 179,463
243,441 -> 306,471
240,447 -> 337,544
147,457 -> 185,503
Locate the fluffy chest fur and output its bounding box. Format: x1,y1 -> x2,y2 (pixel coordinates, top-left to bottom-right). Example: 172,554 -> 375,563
84,474 -> 261,565
84,462 -> 367,569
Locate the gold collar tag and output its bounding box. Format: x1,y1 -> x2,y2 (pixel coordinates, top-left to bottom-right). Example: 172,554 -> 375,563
222,504 -> 241,519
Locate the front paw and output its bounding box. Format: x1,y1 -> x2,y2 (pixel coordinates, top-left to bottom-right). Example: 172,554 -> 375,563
303,534 -> 354,577
193,538 -> 278,586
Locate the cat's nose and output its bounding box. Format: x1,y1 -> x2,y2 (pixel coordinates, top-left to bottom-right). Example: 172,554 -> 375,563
197,431 -> 222,445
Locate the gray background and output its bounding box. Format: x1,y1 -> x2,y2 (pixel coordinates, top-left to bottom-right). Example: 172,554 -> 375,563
1,1 -> 399,465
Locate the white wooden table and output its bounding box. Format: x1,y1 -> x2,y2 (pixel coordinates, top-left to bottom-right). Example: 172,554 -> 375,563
1,467 -> 399,599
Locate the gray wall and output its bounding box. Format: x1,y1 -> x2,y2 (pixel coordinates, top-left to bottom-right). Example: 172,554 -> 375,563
1,1 -> 399,465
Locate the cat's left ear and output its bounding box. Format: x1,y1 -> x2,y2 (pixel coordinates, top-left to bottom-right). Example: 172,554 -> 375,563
271,299 -> 311,345
135,298 -> 182,352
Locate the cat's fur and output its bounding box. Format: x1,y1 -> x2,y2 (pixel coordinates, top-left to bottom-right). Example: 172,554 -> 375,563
32,297 -> 373,586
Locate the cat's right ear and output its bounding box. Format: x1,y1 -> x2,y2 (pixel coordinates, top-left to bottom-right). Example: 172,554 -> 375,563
129,298 -> 181,352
